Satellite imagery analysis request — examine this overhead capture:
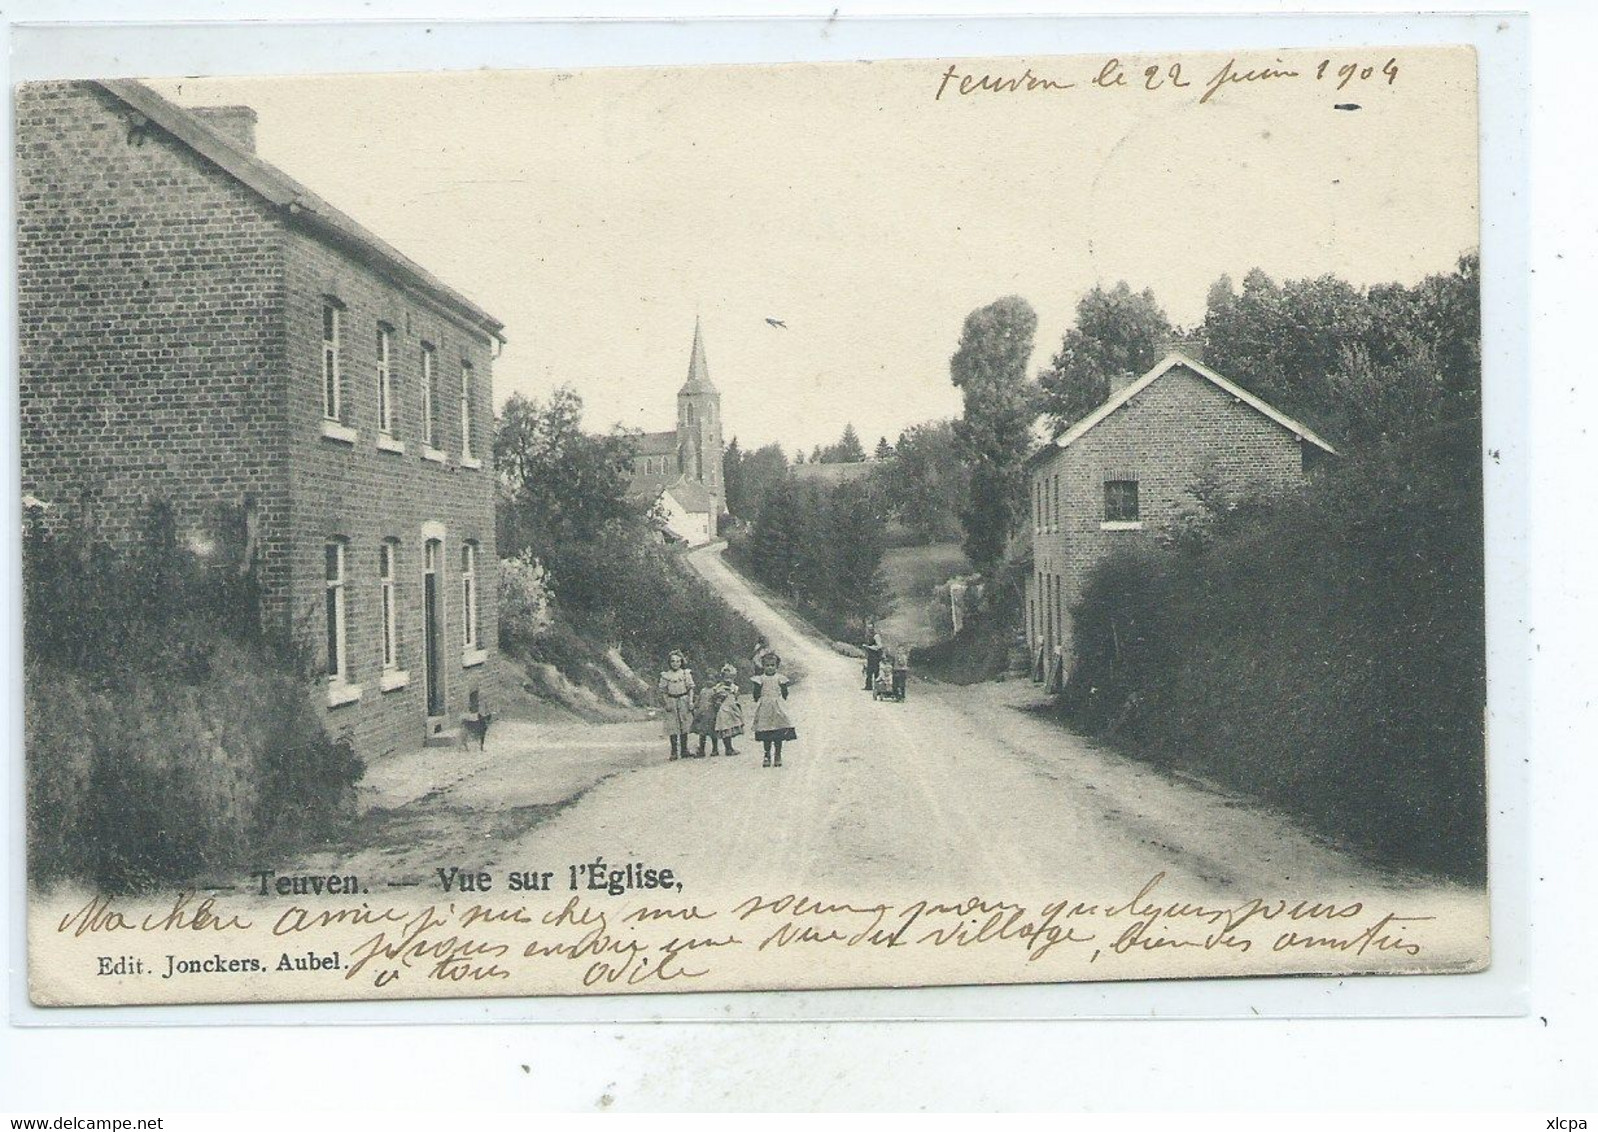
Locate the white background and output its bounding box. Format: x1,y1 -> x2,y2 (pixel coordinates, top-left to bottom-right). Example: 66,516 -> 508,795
2,0 -> 1593,1115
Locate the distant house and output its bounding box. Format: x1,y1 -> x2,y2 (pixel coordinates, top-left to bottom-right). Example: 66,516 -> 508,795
17,80 -> 505,761
1025,351 -> 1336,689
626,320 -> 725,545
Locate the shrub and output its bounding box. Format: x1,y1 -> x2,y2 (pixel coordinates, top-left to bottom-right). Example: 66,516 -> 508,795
499,526 -> 766,699
498,550 -> 555,645
23,510 -> 361,892
1058,426 -> 1486,881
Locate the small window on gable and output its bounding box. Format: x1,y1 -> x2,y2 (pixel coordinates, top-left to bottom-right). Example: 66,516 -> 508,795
1104,480 -> 1139,523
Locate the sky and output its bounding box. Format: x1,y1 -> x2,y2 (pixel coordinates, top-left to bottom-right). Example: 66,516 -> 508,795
152,48 -> 1478,455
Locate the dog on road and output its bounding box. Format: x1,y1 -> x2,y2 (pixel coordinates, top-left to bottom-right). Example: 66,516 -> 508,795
460,711 -> 494,751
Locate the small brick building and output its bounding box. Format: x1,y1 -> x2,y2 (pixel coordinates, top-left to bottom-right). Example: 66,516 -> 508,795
1025,351 -> 1336,688
17,79 -> 505,761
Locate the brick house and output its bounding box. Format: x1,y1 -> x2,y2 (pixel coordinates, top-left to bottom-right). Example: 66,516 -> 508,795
17,79 -> 505,761
1024,351 -> 1336,689
625,318 -> 724,544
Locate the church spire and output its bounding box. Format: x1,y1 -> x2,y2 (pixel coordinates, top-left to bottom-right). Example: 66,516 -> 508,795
679,317 -> 716,395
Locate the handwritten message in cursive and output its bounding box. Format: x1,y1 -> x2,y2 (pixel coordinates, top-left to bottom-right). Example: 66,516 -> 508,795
34,870 -> 1482,1005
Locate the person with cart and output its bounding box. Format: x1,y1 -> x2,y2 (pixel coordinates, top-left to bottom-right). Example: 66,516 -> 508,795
862,619 -> 885,692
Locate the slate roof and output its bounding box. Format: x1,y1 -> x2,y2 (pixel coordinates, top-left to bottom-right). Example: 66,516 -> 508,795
679,317 -> 715,395
633,430 -> 680,456
93,79 -> 505,343
1028,351 -> 1337,467
665,476 -> 714,513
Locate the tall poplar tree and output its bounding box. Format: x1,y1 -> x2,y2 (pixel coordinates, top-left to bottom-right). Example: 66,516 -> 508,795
950,295 -> 1039,571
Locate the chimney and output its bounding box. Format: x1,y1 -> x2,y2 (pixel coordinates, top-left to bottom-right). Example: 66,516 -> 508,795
1157,334 -> 1204,365
191,105 -> 258,154
1109,369 -> 1141,394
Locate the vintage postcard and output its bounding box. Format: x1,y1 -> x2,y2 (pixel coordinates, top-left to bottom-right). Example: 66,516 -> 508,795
18,46 -> 1489,1006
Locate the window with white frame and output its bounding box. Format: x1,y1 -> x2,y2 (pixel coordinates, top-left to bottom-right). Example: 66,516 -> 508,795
379,541 -> 399,670
460,541 -> 479,649
325,540 -> 348,681
1052,475 -> 1061,528
421,343 -> 437,448
460,362 -> 474,460
376,324 -> 395,436
321,303 -> 342,421
1104,479 -> 1140,523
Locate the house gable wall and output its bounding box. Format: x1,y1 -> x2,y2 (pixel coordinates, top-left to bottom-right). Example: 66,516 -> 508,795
17,81 -> 502,763
1027,364 -> 1306,669
15,81 -> 293,615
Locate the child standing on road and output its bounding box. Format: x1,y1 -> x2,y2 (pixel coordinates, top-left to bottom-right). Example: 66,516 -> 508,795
750,651 -> 797,768
659,650 -> 696,762
712,663 -> 745,756
691,664 -> 725,757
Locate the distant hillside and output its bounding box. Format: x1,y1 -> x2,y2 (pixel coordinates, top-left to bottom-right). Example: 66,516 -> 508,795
876,542 -> 972,650
791,459 -> 881,486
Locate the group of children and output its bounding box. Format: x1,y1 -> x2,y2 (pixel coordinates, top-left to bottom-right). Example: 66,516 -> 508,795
658,642 -> 797,769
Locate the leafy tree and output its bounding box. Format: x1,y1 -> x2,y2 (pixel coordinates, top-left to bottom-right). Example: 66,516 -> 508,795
1199,253 -> 1479,449
875,419 -> 966,544
722,438 -> 790,523
1038,283 -> 1173,427
825,480 -> 891,628
790,482 -> 834,610
1199,270 -> 1370,438
874,436 -> 894,460
494,385 -> 639,566
950,295 -> 1039,570
721,436 -> 745,519
747,476 -> 806,595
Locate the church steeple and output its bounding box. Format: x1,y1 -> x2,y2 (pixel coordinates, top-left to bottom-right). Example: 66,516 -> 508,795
674,318 -> 723,537
679,316 -> 716,395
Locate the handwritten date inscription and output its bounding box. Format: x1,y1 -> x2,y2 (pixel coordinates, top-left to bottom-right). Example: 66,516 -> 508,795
934,55 -> 1401,106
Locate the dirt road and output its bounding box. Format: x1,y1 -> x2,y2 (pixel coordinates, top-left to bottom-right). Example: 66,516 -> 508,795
311,544 -> 1473,911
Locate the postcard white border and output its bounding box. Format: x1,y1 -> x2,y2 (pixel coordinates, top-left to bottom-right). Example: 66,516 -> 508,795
3,8 -> 1527,1035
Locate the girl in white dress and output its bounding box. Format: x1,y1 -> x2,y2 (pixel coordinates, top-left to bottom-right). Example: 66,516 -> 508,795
658,650 -> 695,761
750,651 -> 796,768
